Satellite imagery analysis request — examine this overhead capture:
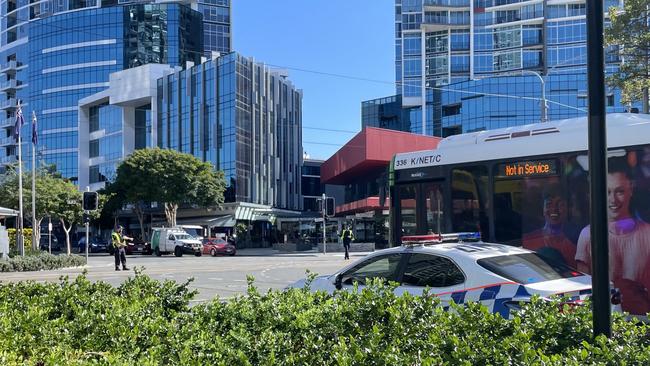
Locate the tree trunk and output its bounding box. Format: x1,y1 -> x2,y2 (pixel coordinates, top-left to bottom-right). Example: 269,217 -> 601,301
644,88 -> 649,114
60,218 -> 72,255
134,203 -> 146,241
164,202 -> 178,227
32,217 -> 42,251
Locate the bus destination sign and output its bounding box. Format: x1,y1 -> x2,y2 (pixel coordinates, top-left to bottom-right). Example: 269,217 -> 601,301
497,160 -> 557,178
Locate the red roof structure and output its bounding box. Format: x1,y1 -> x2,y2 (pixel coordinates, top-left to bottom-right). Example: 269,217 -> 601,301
321,127 -> 441,184
321,127 -> 441,215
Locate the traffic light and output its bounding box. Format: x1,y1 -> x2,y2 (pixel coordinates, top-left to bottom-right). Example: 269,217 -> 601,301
82,191 -> 98,211
83,213 -> 90,224
325,197 -> 335,217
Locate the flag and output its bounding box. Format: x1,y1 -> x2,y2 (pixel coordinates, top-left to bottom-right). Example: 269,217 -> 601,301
31,111 -> 37,145
13,100 -> 24,142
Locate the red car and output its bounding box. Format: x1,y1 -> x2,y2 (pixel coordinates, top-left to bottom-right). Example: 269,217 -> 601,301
202,238 -> 236,256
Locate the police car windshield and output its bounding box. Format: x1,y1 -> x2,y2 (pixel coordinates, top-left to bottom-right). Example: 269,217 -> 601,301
477,253 -> 582,284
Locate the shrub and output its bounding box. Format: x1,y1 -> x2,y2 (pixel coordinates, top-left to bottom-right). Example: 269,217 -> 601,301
0,274 -> 649,365
0,252 -> 85,272
6,228 -> 32,253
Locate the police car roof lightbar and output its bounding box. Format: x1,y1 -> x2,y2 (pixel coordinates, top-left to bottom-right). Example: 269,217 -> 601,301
401,232 -> 482,246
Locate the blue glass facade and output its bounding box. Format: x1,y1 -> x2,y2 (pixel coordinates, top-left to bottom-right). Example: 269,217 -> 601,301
197,0 -> 231,57
88,103 -> 123,184
0,4 -> 202,179
361,95 -> 411,132
157,53 -> 303,210
0,0 -> 229,176
388,0 -> 632,136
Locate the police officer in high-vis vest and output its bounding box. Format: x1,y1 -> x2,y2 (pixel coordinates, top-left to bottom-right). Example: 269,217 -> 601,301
112,225 -> 133,271
340,226 -> 354,260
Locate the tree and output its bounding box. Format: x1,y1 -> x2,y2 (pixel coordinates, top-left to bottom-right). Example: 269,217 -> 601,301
114,148 -> 226,228
50,179 -> 82,255
606,0 -> 650,113
0,166 -> 61,250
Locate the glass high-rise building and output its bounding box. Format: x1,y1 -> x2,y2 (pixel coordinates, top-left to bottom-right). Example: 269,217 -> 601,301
0,0 -> 230,178
380,0 -> 629,137
157,53 -> 303,210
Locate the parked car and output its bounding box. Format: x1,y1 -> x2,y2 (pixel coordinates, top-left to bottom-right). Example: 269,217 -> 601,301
151,227 -> 203,257
287,232 -> 622,319
202,238 -> 236,256
39,234 -> 62,252
77,236 -> 109,253
124,239 -> 152,255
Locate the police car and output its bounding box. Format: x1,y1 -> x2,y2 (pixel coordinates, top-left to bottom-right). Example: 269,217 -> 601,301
288,233 -> 621,319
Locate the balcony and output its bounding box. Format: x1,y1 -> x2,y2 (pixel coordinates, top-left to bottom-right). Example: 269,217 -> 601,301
0,60 -> 26,75
487,0 -> 543,11
0,98 -> 17,110
0,79 -> 24,92
0,155 -> 17,165
423,14 -> 470,31
424,0 -> 470,10
0,118 -> 14,129
0,136 -> 14,147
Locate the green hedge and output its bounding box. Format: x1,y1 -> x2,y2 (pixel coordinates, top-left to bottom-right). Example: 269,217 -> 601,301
0,272 -> 649,365
6,228 -> 33,252
0,252 -> 86,272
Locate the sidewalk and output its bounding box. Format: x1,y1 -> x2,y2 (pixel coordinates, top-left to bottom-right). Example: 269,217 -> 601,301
235,247 -> 281,256
235,247 -> 374,258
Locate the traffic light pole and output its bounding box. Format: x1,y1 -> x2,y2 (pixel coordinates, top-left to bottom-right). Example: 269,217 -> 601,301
322,193 -> 327,254
85,187 -> 90,262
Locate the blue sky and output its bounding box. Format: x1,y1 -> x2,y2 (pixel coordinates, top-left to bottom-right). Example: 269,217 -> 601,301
232,1 -> 395,160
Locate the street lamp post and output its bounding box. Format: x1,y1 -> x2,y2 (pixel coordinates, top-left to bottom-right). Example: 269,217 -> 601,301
48,216 -> 52,254
520,70 -> 548,123
472,69 -> 548,123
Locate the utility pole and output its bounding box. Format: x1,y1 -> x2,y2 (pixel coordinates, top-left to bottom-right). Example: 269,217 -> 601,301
587,0 -> 611,337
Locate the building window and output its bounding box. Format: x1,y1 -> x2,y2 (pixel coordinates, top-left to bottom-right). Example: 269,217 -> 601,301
426,55 -> 448,75
442,103 -> 461,117
493,26 -> 521,50
89,140 -> 99,158
493,50 -> 521,71
426,31 -> 448,53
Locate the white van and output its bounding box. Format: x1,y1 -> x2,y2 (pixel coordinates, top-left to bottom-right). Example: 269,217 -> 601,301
151,228 -> 203,257
178,225 -> 206,239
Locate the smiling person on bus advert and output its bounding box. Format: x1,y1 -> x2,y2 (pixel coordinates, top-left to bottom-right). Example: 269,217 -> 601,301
522,187 -> 577,268
575,157 -> 650,315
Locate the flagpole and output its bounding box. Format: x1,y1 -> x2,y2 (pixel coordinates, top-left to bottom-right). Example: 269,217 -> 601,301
14,100 -> 25,256
31,111 -> 37,251
17,134 -> 23,256
31,141 -> 36,251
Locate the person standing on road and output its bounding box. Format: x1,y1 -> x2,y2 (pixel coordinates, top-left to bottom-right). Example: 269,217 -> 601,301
341,226 -> 354,260
112,225 -> 133,271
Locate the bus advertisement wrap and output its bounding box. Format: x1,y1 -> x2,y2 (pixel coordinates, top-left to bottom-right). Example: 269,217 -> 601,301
391,114 -> 650,316
521,148 -> 650,315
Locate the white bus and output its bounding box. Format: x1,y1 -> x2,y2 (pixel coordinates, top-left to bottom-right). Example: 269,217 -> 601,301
389,113 -> 650,316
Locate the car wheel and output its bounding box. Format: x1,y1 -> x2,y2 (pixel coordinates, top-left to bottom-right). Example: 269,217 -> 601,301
210,248 -> 217,256
174,246 -> 183,257
195,251 -> 202,257
229,253 -> 235,256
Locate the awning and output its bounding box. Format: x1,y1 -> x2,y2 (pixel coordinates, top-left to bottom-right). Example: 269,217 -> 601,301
0,206 -> 18,218
207,215 -> 236,228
